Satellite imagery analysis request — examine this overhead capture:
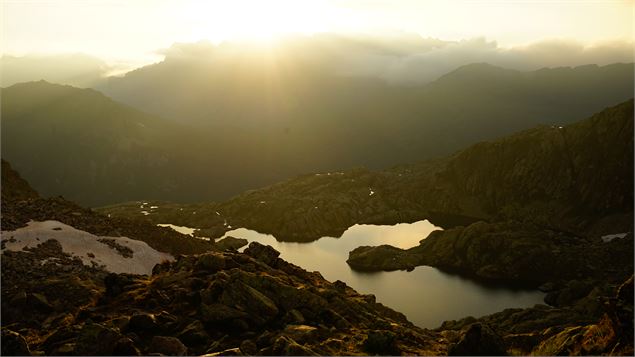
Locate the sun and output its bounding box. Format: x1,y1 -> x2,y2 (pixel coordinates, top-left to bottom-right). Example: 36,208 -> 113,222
183,0 -> 332,43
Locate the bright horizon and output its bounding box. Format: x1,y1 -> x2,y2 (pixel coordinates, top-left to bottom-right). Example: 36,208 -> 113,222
2,0 -> 634,71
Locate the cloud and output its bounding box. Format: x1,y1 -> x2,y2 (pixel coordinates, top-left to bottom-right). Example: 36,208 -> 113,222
3,34 -> 633,88
1,53 -> 111,88
154,34 -> 633,85
337,36 -> 634,84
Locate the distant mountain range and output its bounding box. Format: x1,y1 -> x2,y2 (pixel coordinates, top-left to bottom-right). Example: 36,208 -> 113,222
2,62 -> 633,206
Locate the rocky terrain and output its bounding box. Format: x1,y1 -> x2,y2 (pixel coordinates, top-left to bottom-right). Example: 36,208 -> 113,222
1,160 -> 217,256
347,221 -> 634,284
100,99 -> 634,244
2,158 -> 634,355
2,234 -> 633,355
346,99 -> 634,283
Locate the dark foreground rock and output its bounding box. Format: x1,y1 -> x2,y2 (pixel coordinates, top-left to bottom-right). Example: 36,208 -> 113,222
1,241 -> 445,355
3,235 -> 632,355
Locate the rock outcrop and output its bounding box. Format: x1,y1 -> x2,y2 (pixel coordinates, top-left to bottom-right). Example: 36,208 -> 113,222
348,221 -> 634,285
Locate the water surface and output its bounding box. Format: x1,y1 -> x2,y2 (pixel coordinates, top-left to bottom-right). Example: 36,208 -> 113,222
221,220 -> 545,328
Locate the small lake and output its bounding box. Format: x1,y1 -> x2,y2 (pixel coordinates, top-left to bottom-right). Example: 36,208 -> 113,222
220,220 -> 545,328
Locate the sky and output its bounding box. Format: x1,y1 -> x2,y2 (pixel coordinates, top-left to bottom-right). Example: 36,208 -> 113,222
2,0 -> 634,69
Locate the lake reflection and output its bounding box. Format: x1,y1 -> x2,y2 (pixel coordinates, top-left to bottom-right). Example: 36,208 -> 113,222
221,220 -> 545,328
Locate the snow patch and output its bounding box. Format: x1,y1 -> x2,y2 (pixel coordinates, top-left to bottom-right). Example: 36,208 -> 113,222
157,224 -> 211,241
1,221 -> 173,275
157,224 -> 195,236
601,232 -> 629,243
140,211 -> 150,216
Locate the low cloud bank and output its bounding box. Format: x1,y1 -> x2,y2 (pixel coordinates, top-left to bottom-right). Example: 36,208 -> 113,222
2,34 -> 632,87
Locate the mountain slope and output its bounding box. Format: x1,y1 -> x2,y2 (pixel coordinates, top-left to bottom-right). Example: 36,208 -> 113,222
100,99 -> 634,243
4,61 -> 633,206
1,81 -> 280,206
1,81 -> 188,206
102,55 -> 634,166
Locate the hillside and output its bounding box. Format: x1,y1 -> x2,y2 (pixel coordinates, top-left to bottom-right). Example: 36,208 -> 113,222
100,99 -> 634,243
102,56 -> 634,167
3,61 -> 632,207
1,81 -> 276,206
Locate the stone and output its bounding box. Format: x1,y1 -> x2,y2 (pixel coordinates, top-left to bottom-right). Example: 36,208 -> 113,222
73,323 -> 121,356
104,273 -> 136,297
1,329 -> 31,356
283,309 -> 306,324
215,236 -> 248,251
282,324 -> 318,344
272,336 -> 318,356
178,320 -> 209,346
150,336 -> 187,356
200,303 -> 248,323
28,292 -> 53,312
363,330 -> 400,356
448,323 -> 506,356
196,253 -> 227,272
243,242 -> 280,266
128,313 -> 158,331
113,337 -> 141,356
203,347 -> 243,356
239,340 -> 258,355
219,281 -> 279,324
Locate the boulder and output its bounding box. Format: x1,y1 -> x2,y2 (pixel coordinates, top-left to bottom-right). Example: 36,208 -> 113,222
219,281 -> 279,324
448,323 -> 506,356
363,330 -> 400,355
113,337 -> 141,356
28,293 -> 53,312
282,324 -> 318,344
73,323 -> 121,356
178,320 -> 209,346
196,253 -> 227,272
1,329 -> 31,356
104,273 -> 137,297
239,340 -> 258,355
243,242 -> 280,266
215,237 -> 248,251
128,313 -> 158,332
200,303 -> 248,323
272,336 -> 318,356
150,336 -> 187,356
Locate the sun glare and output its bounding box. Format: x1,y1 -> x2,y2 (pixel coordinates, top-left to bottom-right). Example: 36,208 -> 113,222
183,0 -> 333,43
